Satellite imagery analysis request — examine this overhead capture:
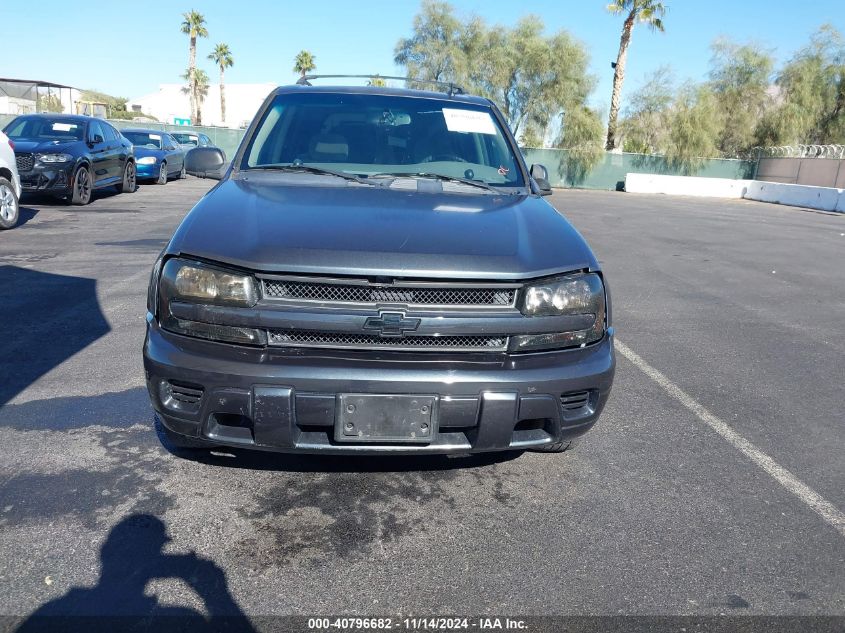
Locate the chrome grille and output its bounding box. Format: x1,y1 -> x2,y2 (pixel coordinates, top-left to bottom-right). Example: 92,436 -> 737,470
15,153 -> 34,172
263,279 -> 517,307
269,330 -> 508,352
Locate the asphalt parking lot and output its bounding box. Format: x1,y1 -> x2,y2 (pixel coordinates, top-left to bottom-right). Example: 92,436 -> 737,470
0,179 -> 843,621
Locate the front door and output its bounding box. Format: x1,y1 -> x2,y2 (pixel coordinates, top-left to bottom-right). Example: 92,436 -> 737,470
87,121 -> 111,184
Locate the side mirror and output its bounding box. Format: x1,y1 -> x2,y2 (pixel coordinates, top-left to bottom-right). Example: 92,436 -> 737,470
530,164 -> 552,196
185,147 -> 228,180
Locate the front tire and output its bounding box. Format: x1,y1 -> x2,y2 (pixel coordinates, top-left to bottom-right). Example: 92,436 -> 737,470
0,178 -> 20,229
118,161 -> 137,193
70,165 -> 93,205
530,440 -> 572,453
156,161 -> 168,185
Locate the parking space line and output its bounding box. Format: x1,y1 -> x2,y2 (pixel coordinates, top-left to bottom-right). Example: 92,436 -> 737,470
615,338 -> 845,538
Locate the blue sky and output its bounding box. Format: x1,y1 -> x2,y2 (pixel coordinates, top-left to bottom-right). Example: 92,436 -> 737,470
3,0 -> 843,112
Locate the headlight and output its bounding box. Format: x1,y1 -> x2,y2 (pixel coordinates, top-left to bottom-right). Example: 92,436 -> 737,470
137,156 -> 157,165
162,259 -> 258,306
37,153 -> 73,163
512,272 -> 606,352
158,259 -> 263,345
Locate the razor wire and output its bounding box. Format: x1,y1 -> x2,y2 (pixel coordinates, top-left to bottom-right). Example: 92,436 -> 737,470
750,144 -> 845,159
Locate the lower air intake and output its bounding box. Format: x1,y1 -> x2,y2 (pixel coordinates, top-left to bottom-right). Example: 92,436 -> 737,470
559,390 -> 592,419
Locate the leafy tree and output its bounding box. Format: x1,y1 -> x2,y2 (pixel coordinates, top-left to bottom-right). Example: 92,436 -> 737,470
755,25 -> 845,146
556,105 -> 605,184
394,0 -> 469,84
180,9 -> 208,124
619,65 -> 674,153
605,0 -> 667,150
665,84 -> 720,173
208,43 -> 234,125
395,3 -> 596,139
470,17 -> 595,138
519,125 -> 545,148
708,38 -> 774,156
37,92 -> 64,113
293,50 -> 316,79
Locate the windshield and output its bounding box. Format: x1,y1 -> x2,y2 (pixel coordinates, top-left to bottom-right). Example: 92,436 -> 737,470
172,133 -> 197,145
242,92 -> 525,187
4,117 -> 85,142
123,131 -> 163,149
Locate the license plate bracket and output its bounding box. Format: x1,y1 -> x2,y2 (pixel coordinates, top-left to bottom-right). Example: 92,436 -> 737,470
335,394 -> 437,443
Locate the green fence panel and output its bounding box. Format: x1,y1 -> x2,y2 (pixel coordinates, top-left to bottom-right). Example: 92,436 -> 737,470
522,148 -> 756,190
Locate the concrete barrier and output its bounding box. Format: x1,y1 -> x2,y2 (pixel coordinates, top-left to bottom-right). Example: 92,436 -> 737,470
625,172 -> 845,213
625,173 -> 751,198
743,181 -> 844,212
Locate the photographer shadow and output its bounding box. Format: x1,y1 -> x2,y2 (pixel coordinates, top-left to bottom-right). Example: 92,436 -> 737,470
16,514 -> 255,633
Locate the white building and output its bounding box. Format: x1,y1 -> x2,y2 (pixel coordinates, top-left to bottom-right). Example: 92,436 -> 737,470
127,83 -> 277,128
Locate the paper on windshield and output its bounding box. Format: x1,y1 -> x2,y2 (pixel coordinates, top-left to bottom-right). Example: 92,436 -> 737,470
442,108 -> 496,135
149,134 -> 162,140
52,123 -> 76,132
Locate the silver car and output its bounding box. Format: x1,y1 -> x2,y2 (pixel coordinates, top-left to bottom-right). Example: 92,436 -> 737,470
0,130 -> 21,229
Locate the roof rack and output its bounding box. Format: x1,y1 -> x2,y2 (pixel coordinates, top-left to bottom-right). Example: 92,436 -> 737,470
295,74 -> 465,97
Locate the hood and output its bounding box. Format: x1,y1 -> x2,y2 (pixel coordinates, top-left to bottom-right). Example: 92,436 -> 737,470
11,138 -> 80,153
167,175 -> 598,280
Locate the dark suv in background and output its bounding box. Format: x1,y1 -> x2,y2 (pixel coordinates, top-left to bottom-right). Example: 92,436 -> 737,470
144,77 -> 615,457
3,114 -> 136,205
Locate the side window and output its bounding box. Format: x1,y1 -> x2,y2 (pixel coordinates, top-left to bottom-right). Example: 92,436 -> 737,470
201,134 -> 211,146
166,135 -> 178,149
89,121 -> 105,143
5,119 -> 26,138
102,123 -> 119,142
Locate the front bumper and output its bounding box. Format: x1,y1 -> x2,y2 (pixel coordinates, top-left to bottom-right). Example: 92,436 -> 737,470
143,319 -> 615,455
136,161 -> 160,178
18,163 -> 74,195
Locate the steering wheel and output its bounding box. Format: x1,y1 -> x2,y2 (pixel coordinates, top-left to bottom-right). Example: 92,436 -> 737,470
423,154 -> 468,163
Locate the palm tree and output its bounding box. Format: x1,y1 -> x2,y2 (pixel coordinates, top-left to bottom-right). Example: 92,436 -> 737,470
208,43 -> 234,125
293,50 -> 316,80
181,68 -> 210,125
605,0 -> 667,150
180,10 -> 208,123
194,69 -> 210,125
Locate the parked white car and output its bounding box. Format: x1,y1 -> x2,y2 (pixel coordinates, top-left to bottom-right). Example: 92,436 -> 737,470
0,130 -> 21,229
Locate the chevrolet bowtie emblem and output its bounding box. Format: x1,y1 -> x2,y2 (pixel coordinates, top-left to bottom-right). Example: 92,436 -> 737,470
362,312 -> 421,338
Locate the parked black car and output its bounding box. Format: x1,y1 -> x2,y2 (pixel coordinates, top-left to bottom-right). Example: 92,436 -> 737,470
3,114 -> 136,205
144,78 -> 615,457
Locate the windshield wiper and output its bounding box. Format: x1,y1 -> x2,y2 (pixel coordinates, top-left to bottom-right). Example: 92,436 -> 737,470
370,172 -> 507,194
250,164 -> 381,186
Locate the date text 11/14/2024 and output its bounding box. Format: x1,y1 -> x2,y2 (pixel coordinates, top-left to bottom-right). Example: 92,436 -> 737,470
307,617 -> 528,630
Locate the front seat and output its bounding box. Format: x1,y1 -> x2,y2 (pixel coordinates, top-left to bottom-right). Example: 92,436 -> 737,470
308,133 -> 349,162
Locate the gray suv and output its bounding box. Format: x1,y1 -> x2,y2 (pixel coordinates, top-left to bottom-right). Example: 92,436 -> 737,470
144,78 -> 615,456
